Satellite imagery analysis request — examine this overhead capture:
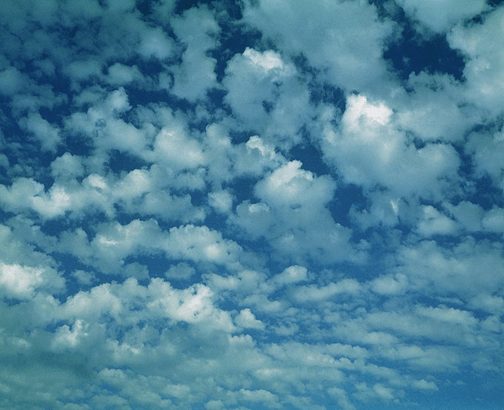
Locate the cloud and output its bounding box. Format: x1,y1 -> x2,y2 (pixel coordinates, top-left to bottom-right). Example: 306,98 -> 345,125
466,125 -> 504,192
0,263 -> 64,299
396,0 -> 488,33
0,67 -> 25,95
291,279 -> 362,303
232,161 -> 363,264
235,308 -> 265,330
223,47 -> 311,145
416,205 -> 458,236
243,0 -> 395,92
170,6 -> 220,101
448,6 -> 504,118
153,127 -> 206,170
138,27 -> 174,60
396,239 -> 504,297
395,73 -> 475,142
105,62 -> 142,85
0,0 -> 502,409
322,94 -> 460,198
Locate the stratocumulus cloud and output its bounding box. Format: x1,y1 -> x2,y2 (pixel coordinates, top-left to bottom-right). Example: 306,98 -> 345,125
0,1 -> 503,409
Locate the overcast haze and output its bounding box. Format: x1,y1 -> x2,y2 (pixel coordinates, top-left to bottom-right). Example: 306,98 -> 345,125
0,0 -> 503,409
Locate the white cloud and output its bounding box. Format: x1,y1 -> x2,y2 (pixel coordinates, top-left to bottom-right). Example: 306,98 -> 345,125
170,7 -> 220,101
51,319 -> 89,349
208,190 -> 233,214
62,282 -> 123,321
466,126 -> 504,191
255,161 -> 333,208
243,48 -> 285,72
232,135 -> 283,178
21,112 -> 61,152
449,7 -> 504,118
243,0 -> 395,93
445,201 -> 484,232
0,178 -> 74,219
235,308 -> 265,330
291,279 -> 362,303
370,273 -> 408,296
164,262 -> 195,281
106,62 -> 142,85
396,0 -> 487,33
0,67 -> 24,95
232,161 -> 363,264
163,224 -> 243,268
270,265 -> 308,288
51,153 -> 85,180
322,94 -> 460,198
416,205 -> 458,237
396,239 -> 504,297
64,59 -> 102,83
223,48 -> 311,147
223,48 -> 294,128
138,27 -> 174,60
395,73 -> 475,142
0,263 -> 64,299
0,1 -> 502,408
481,207 -> 504,233
153,127 -> 205,170
148,279 -> 235,332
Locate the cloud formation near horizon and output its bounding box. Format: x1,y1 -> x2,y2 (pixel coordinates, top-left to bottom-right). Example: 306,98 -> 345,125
0,1 -> 503,409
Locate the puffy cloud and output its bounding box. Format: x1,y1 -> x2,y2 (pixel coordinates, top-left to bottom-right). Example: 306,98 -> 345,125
396,0 -> 488,33
61,219 -> 244,274
481,207 -> 504,233
235,308 -> 265,330
224,48 -> 294,129
170,7 -> 220,101
0,1 -> 503,409
63,59 -> 103,83
243,0 -> 395,93
370,273 -> 408,296
223,48 -> 311,148
105,62 -> 142,85
322,94 -> 460,198
0,67 -> 24,95
395,73 -> 475,142
50,153 -> 85,180
153,127 -> 206,170
466,126 -> 504,191
448,6 -> 504,118
208,189 -> 233,214
444,201 -> 484,232
138,27 -> 174,60
416,205 -> 458,236
291,279 -> 362,303
148,280 -> 235,332
231,135 -> 283,178
270,265 -> 308,288
162,224 -> 243,268
255,161 -> 333,208
396,239 -> 504,297
0,178 -> 73,219
232,161 -> 363,264
0,263 -> 64,299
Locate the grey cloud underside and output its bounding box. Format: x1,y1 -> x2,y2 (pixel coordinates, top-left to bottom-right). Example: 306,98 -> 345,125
0,0 -> 503,409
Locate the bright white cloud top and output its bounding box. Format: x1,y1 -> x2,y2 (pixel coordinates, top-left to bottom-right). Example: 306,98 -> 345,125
0,0 -> 503,409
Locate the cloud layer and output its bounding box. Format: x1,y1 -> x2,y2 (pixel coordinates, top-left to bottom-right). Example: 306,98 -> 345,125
0,0 -> 503,409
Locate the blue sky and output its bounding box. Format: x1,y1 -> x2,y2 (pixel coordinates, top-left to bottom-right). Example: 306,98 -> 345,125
0,0 -> 503,409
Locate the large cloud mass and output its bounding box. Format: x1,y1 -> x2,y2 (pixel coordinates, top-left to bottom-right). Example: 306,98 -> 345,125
0,0 -> 503,409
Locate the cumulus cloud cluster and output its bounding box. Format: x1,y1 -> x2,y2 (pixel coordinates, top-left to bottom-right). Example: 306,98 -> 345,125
0,0 -> 503,409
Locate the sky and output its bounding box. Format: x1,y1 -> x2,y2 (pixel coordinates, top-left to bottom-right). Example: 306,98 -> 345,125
0,0 -> 503,409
